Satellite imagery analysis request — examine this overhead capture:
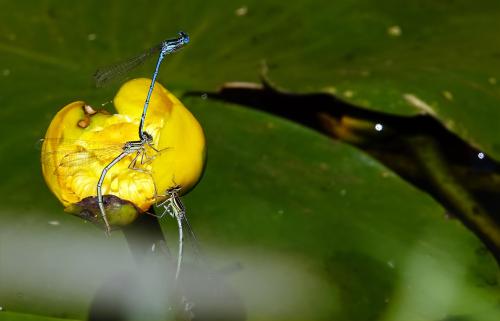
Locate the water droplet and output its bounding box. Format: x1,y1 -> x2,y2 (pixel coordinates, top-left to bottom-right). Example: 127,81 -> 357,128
48,220 -> 60,226
323,86 -> 338,94
2,69 -> 10,76
319,162 -> 330,171
201,93 -> 208,100
387,25 -> 402,37
387,260 -> 395,268
0,306 -> 3,311
478,152 -> 485,160
340,189 -> 347,196
403,93 -> 436,116
442,90 -> 453,101
277,209 -> 284,215
343,90 -> 354,98
374,123 -> 383,131
87,33 -> 97,41
235,6 -> 248,16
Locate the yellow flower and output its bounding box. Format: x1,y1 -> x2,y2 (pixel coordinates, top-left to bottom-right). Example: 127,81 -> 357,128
41,78 -> 206,227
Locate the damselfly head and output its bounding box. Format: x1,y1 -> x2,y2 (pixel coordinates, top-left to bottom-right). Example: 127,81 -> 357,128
141,131 -> 153,143
179,31 -> 190,45
167,185 -> 182,196
161,31 -> 190,56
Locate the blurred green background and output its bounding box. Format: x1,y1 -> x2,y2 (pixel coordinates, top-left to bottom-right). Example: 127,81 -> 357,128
1,0 -> 500,320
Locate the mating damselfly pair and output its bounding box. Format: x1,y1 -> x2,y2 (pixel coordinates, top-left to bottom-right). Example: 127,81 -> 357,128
41,31 -> 198,280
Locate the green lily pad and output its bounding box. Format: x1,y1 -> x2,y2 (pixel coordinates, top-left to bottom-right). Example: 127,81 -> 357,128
3,1 -> 500,158
1,93 -> 499,320
171,98 -> 500,321
0,1 -> 500,320
3,1 -> 500,160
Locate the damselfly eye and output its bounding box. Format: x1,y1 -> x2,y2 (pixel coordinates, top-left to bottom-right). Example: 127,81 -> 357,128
180,31 -> 189,44
168,185 -> 182,195
142,131 -> 153,142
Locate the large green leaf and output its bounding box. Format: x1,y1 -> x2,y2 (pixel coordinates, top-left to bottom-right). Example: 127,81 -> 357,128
1,95 -> 499,320
1,1 -> 499,320
4,0 -> 500,159
175,98 -> 500,321
2,1 -> 500,158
